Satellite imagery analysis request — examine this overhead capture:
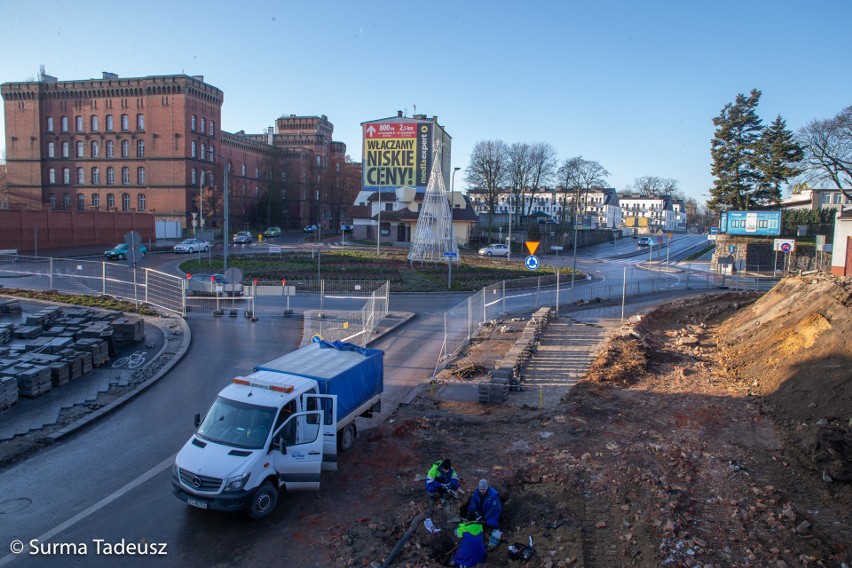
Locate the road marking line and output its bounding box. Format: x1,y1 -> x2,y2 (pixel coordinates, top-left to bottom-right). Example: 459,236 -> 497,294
0,455 -> 174,567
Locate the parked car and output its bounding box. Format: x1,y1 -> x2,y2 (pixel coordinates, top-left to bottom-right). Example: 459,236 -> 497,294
174,239 -> 210,254
185,273 -> 243,297
478,243 -> 510,257
104,243 -> 147,260
303,224 -> 318,233
264,226 -> 282,238
637,236 -> 653,247
232,231 -> 253,244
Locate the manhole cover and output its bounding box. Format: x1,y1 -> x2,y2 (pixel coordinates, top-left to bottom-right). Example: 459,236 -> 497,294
0,498 -> 32,514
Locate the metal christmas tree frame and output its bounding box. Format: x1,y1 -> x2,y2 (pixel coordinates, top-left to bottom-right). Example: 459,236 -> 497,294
407,142 -> 459,264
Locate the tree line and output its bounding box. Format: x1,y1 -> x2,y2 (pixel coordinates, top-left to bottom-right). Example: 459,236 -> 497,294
709,89 -> 851,213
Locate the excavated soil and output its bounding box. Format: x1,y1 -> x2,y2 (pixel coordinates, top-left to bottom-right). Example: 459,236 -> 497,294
252,273 -> 851,568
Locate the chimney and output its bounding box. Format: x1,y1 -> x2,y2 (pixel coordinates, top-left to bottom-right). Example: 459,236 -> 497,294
397,110 -> 403,117
102,72 -> 118,80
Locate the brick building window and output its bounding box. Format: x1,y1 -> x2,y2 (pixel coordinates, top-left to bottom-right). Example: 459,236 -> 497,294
107,193 -> 115,210
121,140 -> 129,158
137,140 -> 145,157
91,141 -> 99,157
47,117 -> 54,132
121,167 -> 130,185
191,141 -> 197,159
75,116 -> 83,132
209,145 -> 214,162
209,120 -> 215,136
76,141 -> 84,158
136,114 -> 144,130
92,194 -> 100,209
121,114 -> 129,130
191,168 -> 197,185
200,170 -> 205,186
62,141 -> 69,158
241,163 -> 246,176
137,167 -> 145,185
201,118 -> 206,134
62,168 -> 70,185
63,193 -> 71,209
106,140 -> 114,158
138,194 -> 146,211
201,144 -> 206,161
48,168 -> 56,184
76,168 -> 85,184
122,193 -> 130,212
92,167 -> 100,185
191,115 -> 196,132
49,193 -> 56,209
77,194 -> 85,210
61,116 -> 68,132
91,116 -> 99,131
106,167 -> 115,185
106,114 -> 114,131
48,142 -> 55,158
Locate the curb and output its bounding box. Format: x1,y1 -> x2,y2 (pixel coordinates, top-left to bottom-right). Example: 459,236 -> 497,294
45,315 -> 192,443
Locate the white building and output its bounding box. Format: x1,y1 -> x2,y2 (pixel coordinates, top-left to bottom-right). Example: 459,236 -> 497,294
469,186 -> 621,229
618,193 -> 677,234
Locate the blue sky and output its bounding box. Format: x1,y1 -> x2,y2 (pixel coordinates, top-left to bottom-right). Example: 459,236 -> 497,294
1,0 -> 850,202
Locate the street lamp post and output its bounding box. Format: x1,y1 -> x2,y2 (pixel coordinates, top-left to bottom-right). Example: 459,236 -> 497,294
223,159 -> 230,272
450,167 -> 461,248
571,186 -> 580,288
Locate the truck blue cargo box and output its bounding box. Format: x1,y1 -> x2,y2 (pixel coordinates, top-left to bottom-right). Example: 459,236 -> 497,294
255,341 -> 383,420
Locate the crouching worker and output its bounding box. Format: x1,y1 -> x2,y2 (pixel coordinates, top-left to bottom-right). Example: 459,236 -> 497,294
468,479 -> 502,529
426,459 -> 459,499
451,521 -> 486,567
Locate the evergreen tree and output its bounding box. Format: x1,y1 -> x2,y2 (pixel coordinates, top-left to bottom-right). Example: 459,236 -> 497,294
756,115 -> 803,204
709,89 -> 764,211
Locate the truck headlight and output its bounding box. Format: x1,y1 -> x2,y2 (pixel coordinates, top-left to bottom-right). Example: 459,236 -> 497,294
224,472 -> 250,492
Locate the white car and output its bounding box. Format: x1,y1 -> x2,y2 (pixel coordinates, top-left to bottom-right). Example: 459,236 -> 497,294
174,239 -> 210,254
478,243 -> 510,257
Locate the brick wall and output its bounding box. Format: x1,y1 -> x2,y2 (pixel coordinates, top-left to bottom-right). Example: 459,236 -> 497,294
0,209 -> 154,252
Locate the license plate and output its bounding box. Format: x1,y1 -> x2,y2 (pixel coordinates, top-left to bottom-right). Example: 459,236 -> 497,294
186,497 -> 208,510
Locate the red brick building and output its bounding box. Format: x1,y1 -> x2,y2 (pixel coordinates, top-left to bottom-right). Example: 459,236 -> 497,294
1,72 -> 358,238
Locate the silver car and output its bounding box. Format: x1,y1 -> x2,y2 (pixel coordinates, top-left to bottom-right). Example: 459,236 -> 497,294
478,243 -> 510,257
174,239 -> 210,254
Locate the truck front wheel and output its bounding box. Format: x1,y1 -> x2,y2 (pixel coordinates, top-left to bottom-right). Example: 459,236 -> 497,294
246,483 -> 278,520
339,424 -> 356,452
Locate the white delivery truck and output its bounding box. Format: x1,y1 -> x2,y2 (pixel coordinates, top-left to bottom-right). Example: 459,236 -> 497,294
172,340 -> 383,519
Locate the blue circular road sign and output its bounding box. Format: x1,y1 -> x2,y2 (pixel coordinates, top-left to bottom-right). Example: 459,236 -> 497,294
525,255 -> 540,271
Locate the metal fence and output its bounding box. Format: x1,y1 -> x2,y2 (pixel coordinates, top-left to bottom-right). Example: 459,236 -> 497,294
0,254 -> 185,316
440,267 -> 778,361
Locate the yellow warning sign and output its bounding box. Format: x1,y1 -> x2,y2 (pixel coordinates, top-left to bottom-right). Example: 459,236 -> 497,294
525,241 -> 539,255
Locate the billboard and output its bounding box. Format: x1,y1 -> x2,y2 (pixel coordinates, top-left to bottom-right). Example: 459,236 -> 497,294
720,211 -> 781,236
362,120 -> 432,190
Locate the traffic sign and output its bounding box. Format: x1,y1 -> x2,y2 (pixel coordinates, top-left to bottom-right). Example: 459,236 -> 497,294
773,239 -> 795,252
311,334 -> 323,343
443,252 -> 458,258
525,241 -> 539,255
524,255 -> 540,271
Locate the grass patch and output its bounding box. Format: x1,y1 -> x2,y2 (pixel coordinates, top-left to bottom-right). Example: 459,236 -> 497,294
180,249 -> 575,292
0,288 -> 160,316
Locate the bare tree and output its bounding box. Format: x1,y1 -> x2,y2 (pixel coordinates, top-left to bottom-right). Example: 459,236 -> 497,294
506,142 -> 534,226
798,106 -> 852,201
556,156 -> 609,227
525,142 -> 558,217
466,140 -> 508,239
626,175 -> 680,198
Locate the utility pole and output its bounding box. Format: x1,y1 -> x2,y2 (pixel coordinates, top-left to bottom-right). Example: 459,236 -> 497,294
223,160 -> 230,272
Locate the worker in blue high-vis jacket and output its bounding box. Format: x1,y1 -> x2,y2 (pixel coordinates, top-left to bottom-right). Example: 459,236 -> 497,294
451,521 -> 486,567
425,458 -> 459,499
467,479 -> 502,529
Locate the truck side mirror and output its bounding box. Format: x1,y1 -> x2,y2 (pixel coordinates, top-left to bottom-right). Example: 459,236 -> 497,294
194,413 -> 201,428
273,436 -> 287,455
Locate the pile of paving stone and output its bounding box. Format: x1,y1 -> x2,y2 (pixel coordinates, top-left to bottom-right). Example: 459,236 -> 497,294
0,307 -> 145,408
0,299 -> 22,314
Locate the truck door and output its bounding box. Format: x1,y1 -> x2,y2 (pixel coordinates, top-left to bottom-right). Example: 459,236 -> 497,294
304,394 -> 338,471
270,410 -> 323,491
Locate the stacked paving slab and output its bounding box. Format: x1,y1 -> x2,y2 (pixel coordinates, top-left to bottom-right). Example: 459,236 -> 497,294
0,305 -> 145,412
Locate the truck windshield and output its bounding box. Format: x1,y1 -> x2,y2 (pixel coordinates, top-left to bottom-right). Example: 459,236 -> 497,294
196,397 -> 276,450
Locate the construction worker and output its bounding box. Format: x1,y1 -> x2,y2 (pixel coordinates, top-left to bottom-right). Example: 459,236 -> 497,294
467,479 -> 502,529
425,458 -> 459,499
451,521 -> 486,567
